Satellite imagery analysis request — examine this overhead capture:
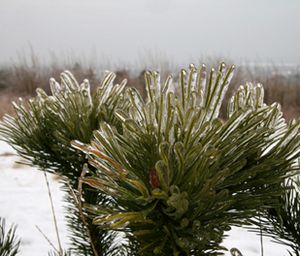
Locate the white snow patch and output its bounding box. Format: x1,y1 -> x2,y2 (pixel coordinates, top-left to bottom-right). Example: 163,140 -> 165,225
0,141 -> 69,255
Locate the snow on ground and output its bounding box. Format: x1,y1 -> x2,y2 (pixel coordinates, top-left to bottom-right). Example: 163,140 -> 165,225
0,141 -> 69,255
0,141 -> 290,255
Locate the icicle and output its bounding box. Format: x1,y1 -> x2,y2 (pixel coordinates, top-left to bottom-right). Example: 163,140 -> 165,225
80,79 -> 90,91
99,72 -> 116,104
204,68 -> 216,109
126,89 -> 144,123
237,86 -> 245,109
210,67 -> 234,119
227,96 -> 235,117
49,78 -> 61,95
153,71 -> 161,97
36,88 -> 48,101
60,71 -> 79,90
162,75 -> 173,94
188,63 -> 197,94
218,62 -> 226,73
80,79 -> 92,106
256,83 -> 264,108
144,70 -> 154,102
115,110 -> 127,123
207,71 -> 223,119
118,79 -> 127,93
101,71 -> 116,89
180,69 -> 187,109
197,64 -> 206,97
246,82 -> 254,107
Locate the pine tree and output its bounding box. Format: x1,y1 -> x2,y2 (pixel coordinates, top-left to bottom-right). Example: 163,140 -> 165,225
0,63 -> 300,255
0,218 -> 20,256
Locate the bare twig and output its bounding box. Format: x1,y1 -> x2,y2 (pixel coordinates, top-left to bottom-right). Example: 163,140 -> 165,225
43,171 -> 63,255
78,164 -> 99,256
67,164 -> 99,256
35,225 -> 59,254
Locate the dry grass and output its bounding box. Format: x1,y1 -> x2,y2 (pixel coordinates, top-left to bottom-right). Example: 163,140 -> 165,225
0,58 -> 299,120
0,90 -> 31,117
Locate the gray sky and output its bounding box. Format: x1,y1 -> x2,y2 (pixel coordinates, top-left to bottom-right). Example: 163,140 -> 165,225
1,0 -> 300,66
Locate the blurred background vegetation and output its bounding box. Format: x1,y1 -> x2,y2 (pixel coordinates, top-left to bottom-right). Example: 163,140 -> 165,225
0,52 -> 299,120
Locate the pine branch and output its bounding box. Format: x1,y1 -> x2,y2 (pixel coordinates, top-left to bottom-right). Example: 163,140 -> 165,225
73,63 -> 300,255
253,177 -> 300,256
0,218 -> 20,256
0,71 -> 128,255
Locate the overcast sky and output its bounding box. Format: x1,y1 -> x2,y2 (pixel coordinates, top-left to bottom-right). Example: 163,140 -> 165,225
1,0 -> 300,66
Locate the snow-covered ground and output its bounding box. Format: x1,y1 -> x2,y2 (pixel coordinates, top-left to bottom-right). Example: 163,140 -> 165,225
0,141 -> 289,255
0,141 -> 69,255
